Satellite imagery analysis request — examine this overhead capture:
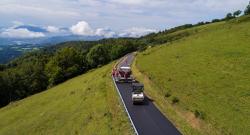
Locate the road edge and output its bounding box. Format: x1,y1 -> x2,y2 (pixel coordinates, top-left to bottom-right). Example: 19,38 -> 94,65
112,77 -> 139,135
112,54 -> 139,135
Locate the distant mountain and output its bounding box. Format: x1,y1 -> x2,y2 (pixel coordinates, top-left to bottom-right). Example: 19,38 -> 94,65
42,35 -> 105,44
0,35 -> 104,46
15,25 -> 48,33
0,24 -> 106,46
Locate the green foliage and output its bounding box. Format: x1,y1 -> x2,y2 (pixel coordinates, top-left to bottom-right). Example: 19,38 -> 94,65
0,63 -> 132,135
86,44 -> 111,67
212,19 -> 221,23
45,47 -> 84,86
0,64 -> 6,71
172,97 -> 179,104
225,13 -> 234,20
164,92 -> 171,98
0,38 -> 137,107
244,2 -> 250,15
233,10 -> 242,17
194,110 -> 205,120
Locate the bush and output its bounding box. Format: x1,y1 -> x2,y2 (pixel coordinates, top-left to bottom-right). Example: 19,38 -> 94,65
172,97 -> 179,104
225,13 -> 234,20
233,10 -> 242,17
212,19 -> 221,23
194,110 -> 205,119
164,92 -> 171,98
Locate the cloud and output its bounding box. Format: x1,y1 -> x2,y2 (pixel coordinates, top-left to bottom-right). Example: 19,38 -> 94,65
119,27 -> 157,37
70,21 -> 94,36
0,0 -> 248,30
108,0 -> 146,5
46,26 -> 61,33
1,28 -> 45,38
70,21 -> 116,37
95,28 -> 116,38
70,21 -> 155,37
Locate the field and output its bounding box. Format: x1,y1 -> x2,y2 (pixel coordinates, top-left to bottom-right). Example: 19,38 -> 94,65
133,15 -> 250,135
0,62 -> 132,135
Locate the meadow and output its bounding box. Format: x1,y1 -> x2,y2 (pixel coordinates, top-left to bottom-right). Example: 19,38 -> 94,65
0,62 -> 132,135
133,15 -> 250,135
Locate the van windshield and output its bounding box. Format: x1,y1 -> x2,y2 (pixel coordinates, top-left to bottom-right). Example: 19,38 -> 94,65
133,86 -> 143,93
133,90 -> 142,94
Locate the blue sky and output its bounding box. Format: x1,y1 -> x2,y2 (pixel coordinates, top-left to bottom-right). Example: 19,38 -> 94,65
0,0 -> 249,38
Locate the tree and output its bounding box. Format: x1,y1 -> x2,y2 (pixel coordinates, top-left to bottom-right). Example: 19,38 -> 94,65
19,61 -> 48,94
233,10 -> 242,17
86,44 -> 110,67
212,19 -> 221,23
244,1 -> 250,15
225,13 -> 234,20
0,64 -> 6,71
0,73 -> 8,107
45,47 -> 84,86
45,61 -> 63,86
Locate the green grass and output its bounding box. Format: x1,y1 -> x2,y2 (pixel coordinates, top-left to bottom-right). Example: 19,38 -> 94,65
0,63 -> 133,135
133,15 -> 250,135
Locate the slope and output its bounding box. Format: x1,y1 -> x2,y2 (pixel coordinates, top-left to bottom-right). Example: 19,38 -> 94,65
133,15 -> 250,135
0,62 -> 132,135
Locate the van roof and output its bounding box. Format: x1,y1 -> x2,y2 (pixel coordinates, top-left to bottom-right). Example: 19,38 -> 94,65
132,83 -> 144,87
120,66 -> 131,69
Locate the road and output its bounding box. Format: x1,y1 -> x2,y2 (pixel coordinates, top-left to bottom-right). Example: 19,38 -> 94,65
113,53 -> 182,135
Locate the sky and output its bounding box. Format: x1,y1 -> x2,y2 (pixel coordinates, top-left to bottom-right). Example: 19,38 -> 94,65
0,0 -> 249,38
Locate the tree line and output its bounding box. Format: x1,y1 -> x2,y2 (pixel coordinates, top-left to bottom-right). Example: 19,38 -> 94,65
0,40 -> 137,107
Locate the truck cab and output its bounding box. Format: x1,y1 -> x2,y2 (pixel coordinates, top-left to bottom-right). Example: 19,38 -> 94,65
132,83 -> 144,104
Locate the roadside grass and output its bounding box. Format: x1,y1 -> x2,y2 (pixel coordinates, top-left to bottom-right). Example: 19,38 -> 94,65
133,15 -> 250,135
132,60 -> 202,135
0,62 -> 133,135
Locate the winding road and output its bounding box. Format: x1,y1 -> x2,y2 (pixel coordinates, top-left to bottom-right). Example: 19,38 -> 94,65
112,53 -> 182,135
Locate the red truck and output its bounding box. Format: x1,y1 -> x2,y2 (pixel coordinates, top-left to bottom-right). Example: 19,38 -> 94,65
113,66 -> 134,83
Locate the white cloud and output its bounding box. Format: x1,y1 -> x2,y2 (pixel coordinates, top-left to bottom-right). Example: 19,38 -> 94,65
1,28 -> 45,38
119,27 -> 157,37
108,0 -> 146,5
46,26 -> 61,33
95,28 -> 116,38
70,21 -> 94,36
70,21 -> 155,38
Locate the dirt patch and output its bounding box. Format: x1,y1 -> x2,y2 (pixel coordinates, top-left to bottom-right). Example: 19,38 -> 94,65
184,112 -> 201,129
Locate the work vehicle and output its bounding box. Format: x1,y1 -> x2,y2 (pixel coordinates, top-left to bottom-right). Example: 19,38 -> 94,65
132,83 -> 144,104
114,66 -> 134,82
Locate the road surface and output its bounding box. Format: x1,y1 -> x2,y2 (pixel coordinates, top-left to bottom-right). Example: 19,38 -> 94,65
113,53 -> 182,135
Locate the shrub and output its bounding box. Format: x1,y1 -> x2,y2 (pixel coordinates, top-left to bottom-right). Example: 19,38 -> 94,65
165,92 -> 171,98
212,19 -> 221,23
194,110 -> 205,119
233,10 -> 242,17
225,13 -> 234,20
172,97 -> 179,104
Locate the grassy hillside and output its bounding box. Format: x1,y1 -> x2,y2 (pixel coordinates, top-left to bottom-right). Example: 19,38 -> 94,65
0,63 -> 132,135
133,15 -> 250,135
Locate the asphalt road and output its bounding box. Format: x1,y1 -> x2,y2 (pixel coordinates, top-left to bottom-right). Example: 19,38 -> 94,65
114,53 -> 182,135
